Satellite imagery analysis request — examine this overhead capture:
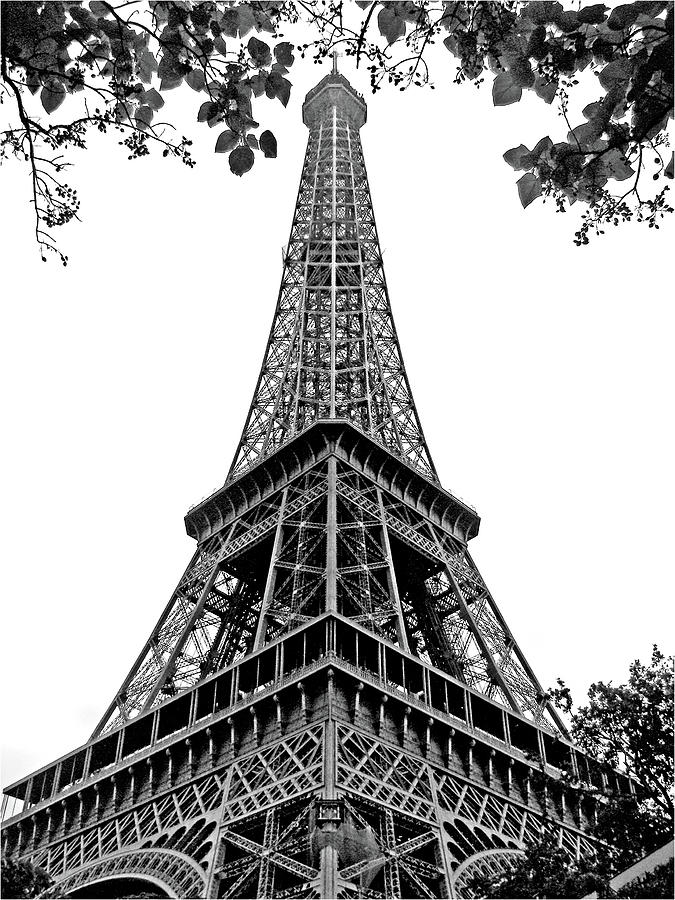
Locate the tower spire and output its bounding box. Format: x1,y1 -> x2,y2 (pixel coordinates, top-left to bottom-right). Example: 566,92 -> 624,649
228,68 -> 437,482
332,49 -> 338,74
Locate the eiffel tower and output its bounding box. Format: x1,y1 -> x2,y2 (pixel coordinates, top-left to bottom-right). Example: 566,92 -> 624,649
1,62 -> 631,900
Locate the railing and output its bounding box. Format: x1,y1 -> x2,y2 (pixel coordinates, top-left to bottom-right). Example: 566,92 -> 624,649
187,484 -> 225,513
1,794 -> 24,825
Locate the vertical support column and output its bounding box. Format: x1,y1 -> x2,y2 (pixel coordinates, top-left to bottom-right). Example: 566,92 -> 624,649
427,766 -> 455,898
292,121 -> 322,430
376,487 -> 410,652
319,670 -> 338,899
384,808 -> 402,898
346,121 -> 374,432
257,808 -> 278,897
254,489 -> 288,648
326,457 -> 338,612
329,105 -> 337,418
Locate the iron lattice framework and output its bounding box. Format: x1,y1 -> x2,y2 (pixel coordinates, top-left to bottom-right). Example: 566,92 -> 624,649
229,70 -> 436,483
1,65 -> 628,900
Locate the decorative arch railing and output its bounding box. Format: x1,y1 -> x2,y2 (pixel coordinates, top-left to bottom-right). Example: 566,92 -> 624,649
453,847 -> 525,899
43,847 -> 207,899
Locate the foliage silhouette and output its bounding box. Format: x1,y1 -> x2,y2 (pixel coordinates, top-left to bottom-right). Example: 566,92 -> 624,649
471,646 -> 674,898
1,0 -> 673,264
1,856 -> 55,898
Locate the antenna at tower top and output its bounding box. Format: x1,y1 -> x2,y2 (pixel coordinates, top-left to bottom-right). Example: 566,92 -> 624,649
332,50 -> 339,75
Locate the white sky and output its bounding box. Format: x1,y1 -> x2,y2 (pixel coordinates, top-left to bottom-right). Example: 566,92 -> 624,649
1,13 -> 673,789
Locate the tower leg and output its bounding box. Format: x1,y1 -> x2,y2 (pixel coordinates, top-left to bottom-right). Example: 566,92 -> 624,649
319,713 -> 339,898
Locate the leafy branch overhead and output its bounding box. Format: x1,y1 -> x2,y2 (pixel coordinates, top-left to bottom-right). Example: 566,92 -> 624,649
0,0 -> 292,262
304,0 -> 674,245
0,1 -> 673,264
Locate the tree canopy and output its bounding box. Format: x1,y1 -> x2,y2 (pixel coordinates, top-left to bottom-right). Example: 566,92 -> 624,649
1,0 -> 673,264
560,644 -> 674,828
1,857 -> 53,899
472,646 -> 674,898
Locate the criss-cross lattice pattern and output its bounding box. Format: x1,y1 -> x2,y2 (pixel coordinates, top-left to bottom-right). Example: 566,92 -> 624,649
229,76 -> 435,481
337,727 -> 436,823
336,799 -> 446,899
91,72 -> 563,740
93,467 -> 329,736
28,770 -> 225,887
215,799 -> 320,899
334,464 -> 565,732
223,727 -> 324,822
333,724 -> 595,886
94,453 -> 565,738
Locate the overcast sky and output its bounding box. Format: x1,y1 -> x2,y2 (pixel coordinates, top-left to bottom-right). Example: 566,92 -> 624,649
1,17 -> 673,790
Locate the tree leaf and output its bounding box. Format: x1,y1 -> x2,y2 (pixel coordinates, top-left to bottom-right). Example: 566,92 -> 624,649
252,7 -> 275,34
517,172 -> 542,208
555,9 -> 579,32
377,6 -> 405,44
219,9 -> 239,37
215,129 -> 239,153
246,134 -> 259,150
186,69 -> 206,92
578,3 -> 607,24
198,101 -> 218,122
607,3 -> 640,29
229,145 -> 254,176
26,71 -> 42,95
503,144 -> 532,171
665,153 -> 674,179
443,33 -> 458,55
533,75 -> 557,104
114,102 -> 129,123
521,1 -> 564,24
137,48 -> 157,84
159,75 -> 183,91
140,88 -> 164,110
568,121 -> 604,151
40,79 -> 66,114
248,73 -> 267,97
237,4 -> 256,37
135,105 -> 153,131
247,36 -> 271,67
265,71 -> 291,107
214,35 -> 228,56
603,149 -> 635,182
69,6 -> 99,35
582,101 -> 604,122
508,57 -> 535,88
247,37 -> 272,69
274,41 -> 295,67
492,72 -> 522,106
598,58 -> 632,90
157,54 -> 184,91
260,129 -> 277,158
89,1 -> 111,16
531,136 -> 553,159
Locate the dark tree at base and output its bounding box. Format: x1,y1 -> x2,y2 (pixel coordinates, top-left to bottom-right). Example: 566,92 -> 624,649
472,647 -> 674,898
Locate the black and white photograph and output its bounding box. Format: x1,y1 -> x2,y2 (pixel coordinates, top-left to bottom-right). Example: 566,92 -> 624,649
1,2 -> 673,897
